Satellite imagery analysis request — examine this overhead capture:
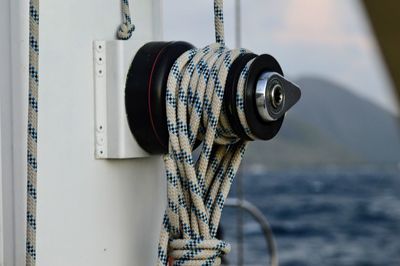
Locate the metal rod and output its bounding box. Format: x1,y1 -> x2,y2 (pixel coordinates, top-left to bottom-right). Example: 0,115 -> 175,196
235,0 -> 242,48
234,2 -> 244,264
236,166 -> 244,266
225,198 -> 279,266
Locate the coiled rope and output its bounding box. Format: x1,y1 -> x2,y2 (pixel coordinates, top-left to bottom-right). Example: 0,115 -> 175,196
157,1 -> 258,265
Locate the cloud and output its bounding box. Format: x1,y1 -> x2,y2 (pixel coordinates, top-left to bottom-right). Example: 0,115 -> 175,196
271,0 -> 372,51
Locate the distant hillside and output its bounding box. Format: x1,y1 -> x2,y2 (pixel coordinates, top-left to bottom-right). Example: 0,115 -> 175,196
243,77 -> 400,168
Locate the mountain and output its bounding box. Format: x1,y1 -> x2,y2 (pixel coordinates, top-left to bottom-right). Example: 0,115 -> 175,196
243,76 -> 400,168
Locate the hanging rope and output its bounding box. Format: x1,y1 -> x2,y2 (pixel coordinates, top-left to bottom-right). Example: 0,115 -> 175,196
26,0 -> 39,265
117,0 -> 135,40
157,1 -> 258,265
25,0 -> 133,261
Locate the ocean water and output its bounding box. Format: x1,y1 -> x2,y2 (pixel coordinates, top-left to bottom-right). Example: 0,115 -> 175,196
220,166 -> 400,266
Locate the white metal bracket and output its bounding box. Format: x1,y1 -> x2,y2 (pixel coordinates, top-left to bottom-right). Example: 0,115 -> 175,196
93,40 -> 151,159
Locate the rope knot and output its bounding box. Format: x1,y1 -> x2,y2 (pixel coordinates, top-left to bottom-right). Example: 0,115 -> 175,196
169,238 -> 231,265
117,22 -> 135,40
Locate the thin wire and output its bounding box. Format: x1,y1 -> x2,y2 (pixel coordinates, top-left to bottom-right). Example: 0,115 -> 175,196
236,168 -> 245,266
234,2 -> 245,264
235,0 -> 242,48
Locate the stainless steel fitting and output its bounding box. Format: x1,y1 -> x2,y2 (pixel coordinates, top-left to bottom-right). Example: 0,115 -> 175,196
255,72 -> 301,122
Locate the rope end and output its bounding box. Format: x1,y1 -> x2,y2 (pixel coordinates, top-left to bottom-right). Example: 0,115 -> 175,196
117,22 -> 135,40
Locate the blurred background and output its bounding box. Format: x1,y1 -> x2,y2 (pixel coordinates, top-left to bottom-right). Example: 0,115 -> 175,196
164,1 -> 400,265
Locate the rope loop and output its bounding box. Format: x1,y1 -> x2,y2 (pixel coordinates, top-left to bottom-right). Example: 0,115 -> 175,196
117,0 -> 135,40
117,22 -> 135,40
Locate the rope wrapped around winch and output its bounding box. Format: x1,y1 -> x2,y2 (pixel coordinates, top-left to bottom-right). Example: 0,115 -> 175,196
157,1 -> 259,265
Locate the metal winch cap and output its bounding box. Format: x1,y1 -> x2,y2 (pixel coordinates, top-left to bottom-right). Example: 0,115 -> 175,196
255,72 -> 301,122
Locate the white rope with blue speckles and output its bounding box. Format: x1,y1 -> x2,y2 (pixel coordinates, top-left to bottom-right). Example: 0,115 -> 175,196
26,0 -> 39,265
157,1 -> 257,265
118,0 -> 135,40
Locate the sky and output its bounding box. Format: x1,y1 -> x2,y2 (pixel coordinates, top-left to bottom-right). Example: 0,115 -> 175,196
163,0 -> 399,114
